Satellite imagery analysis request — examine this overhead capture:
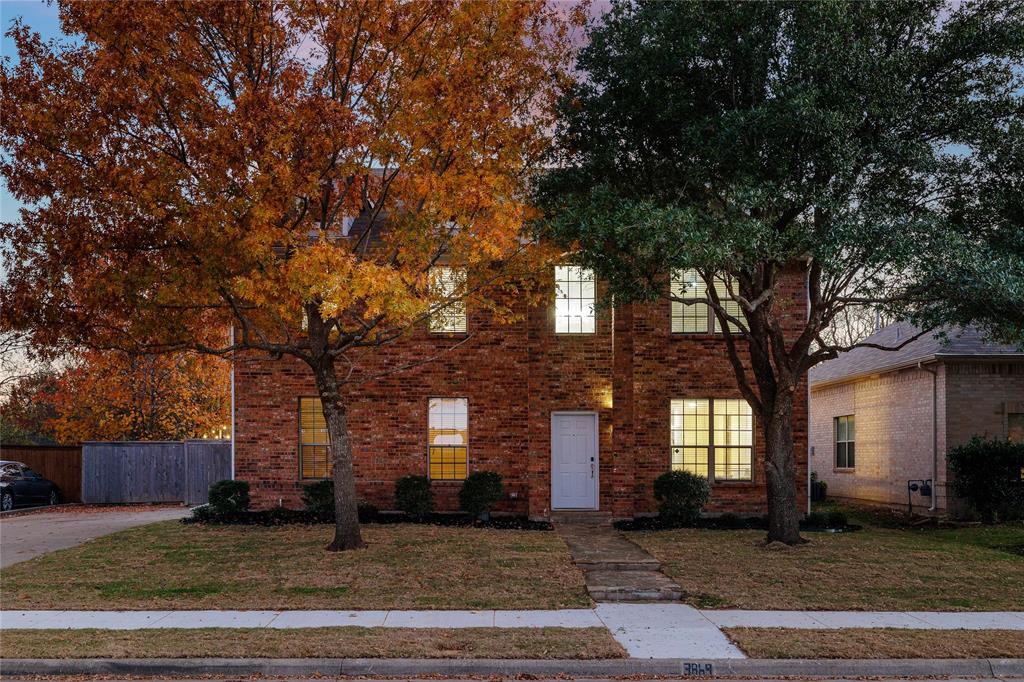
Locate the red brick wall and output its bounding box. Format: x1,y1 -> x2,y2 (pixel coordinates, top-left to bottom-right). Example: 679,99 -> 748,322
235,268 -> 809,518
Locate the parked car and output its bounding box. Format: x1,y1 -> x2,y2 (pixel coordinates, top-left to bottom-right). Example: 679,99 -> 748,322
0,461 -> 60,511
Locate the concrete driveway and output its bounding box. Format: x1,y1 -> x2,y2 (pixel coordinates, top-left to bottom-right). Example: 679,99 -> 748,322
0,506 -> 190,568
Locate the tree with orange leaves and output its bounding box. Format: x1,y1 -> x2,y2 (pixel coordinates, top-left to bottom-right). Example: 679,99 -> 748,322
1,1 -> 577,549
47,350 -> 230,443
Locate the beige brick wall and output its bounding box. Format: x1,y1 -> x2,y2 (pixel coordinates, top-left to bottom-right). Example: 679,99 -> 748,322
943,361 -> 1024,449
810,365 -> 948,512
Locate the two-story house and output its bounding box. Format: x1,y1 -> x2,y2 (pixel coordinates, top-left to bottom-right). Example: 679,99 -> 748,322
232,263 -> 809,519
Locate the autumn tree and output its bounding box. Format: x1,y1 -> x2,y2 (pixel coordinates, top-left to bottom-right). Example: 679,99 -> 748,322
1,1 -> 576,549
47,350 -> 229,443
538,0 -> 1024,543
0,369 -> 59,445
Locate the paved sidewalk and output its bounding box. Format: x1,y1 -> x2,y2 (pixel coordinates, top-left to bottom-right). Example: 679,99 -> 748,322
5,606 -> 1023,660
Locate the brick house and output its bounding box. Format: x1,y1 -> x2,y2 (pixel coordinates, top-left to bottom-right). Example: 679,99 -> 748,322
809,322 -> 1024,514
233,264 -> 809,519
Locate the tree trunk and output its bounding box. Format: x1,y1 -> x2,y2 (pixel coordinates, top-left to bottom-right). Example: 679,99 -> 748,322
762,391 -> 804,544
311,361 -> 365,551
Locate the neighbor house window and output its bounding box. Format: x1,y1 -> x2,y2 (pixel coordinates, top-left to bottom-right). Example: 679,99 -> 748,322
670,398 -> 753,481
299,397 -> 330,479
835,415 -> 855,469
428,397 -> 468,480
670,269 -> 743,334
428,266 -> 467,333
554,265 -> 595,334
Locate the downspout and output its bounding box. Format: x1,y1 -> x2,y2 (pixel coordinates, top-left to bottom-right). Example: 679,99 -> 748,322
230,325 -> 236,480
917,362 -> 938,512
806,263 -> 813,516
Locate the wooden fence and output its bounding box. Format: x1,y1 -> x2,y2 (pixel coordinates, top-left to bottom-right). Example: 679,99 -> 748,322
82,440 -> 231,505
0,444 -> 83,502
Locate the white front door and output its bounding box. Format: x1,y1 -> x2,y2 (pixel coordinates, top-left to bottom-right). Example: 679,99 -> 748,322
551,412 -> 598,509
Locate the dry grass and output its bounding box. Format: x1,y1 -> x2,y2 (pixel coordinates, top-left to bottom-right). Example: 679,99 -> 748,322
0,627 -> 624,659
630,524 -> 1024,610
0,521 -> 590,610
725,628 -> 1024,659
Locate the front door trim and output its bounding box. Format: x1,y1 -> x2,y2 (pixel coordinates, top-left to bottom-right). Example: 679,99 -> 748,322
550,411 -> 599,510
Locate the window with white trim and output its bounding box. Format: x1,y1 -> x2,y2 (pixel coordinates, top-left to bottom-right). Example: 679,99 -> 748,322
670,269 -> 744,334
835,415 -> 855,469
554,265 -> 595,334
428,397 -> 468,480
428,266 -> 467,333
671,398 -> 753,481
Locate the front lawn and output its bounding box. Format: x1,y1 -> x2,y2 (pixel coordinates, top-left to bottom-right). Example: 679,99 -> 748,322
725,628 -> 1024,659
0,521 -> 590,610
630,521 -> 1024,610
0,627 -> 624,659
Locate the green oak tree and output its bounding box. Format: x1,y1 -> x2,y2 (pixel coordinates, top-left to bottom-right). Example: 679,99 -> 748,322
538,0 -> 1024,543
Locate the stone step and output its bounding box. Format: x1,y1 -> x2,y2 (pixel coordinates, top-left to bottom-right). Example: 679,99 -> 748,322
585,569 -> 685,602
577,559 -> 662,572
549,511 -> 613,525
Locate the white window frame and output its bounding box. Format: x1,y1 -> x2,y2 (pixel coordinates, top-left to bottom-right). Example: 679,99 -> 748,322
554,265 -> 595,334
428,266 -> 467,334
670,397 -> 754,482
427,397 -> 469,480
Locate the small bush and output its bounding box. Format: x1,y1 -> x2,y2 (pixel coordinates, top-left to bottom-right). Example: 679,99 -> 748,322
189,504 -> 217,523
805,511 -> 827,528
947,436 -> 1024,522
395,475 -> 433,518
357,501 -> 379,523
301,480 -> 334,516
459,471 -> 504,519
207,479 -> 250,514
652,470 -> 710,526
826,510 -> 848,529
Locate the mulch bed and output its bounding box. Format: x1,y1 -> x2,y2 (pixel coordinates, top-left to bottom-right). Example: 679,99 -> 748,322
183,508 -> 552,531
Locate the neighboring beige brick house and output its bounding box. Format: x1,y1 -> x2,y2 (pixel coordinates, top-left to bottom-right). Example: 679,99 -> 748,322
809,323 -> 1024,514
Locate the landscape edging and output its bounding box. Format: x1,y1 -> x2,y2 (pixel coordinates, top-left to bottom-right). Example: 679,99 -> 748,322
1,656 -> 1020,677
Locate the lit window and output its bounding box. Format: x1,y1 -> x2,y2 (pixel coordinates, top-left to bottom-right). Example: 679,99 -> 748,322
428,397 -> 468,480
555,265 -> 595,334
670,398 -> 753,481
428,266 -> 467,333
299,397 -> 330,479
670,399 -> 710,476
713,399 -> 753,480
835,415 -> 855,469
670,269 -> 744,334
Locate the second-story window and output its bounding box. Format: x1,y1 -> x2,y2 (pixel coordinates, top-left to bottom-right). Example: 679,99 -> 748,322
671,269 -> 744,334
429,266 -> 467,333
555,265 -> 595,334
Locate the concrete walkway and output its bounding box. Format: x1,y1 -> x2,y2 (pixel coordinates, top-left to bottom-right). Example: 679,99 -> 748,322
553,516 -> 684,602
5,606 -> 1023,659
0,506 -> 191,568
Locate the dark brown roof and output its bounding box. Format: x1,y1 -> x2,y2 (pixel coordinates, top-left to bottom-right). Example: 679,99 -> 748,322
809,322 -> 1024,387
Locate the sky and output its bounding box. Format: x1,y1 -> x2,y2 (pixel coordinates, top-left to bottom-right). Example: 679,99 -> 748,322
1,0 -> 67,225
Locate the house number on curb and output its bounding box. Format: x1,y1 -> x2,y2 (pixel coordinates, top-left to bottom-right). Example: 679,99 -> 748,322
681,662 -> 714,676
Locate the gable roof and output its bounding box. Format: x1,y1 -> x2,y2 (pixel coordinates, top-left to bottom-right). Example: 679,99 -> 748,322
809,322 -> 1024,387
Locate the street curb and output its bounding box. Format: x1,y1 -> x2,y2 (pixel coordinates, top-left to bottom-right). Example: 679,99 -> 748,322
1,657 -> 1021,677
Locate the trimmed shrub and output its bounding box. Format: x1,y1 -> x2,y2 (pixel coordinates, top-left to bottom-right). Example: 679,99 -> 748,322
357,501 -> 379,523
301,480 -> 334,516
459,471 -> 504,519
207,479 -> 250,514
395,475 -> 433,518
804,511 -> 827,528
652,470 -> 710,526
826,510 -> 848,529
947,437 -> 1024,522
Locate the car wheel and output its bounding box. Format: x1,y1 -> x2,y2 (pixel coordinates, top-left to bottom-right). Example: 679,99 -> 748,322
1,493 -> 12,512
49,490 -> 59,506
